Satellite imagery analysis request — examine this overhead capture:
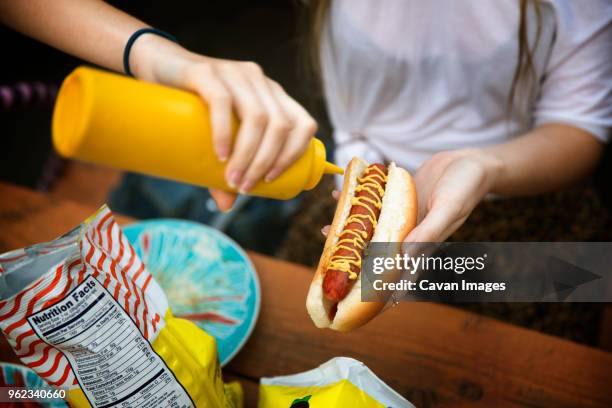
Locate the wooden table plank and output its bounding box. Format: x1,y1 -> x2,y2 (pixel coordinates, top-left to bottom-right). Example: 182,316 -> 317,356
0,183 -> 132,250
1,182 -> 612,407
234,253 -> 612,408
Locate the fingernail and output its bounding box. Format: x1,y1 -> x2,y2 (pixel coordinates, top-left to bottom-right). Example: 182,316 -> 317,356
239,179 -> 254,194
265,168 -> 281,182
226,170 -> 243,189
401,241 -> 412,255
321,225 -> 330,236
220,205 -> 233,213
216,146 -> 229,162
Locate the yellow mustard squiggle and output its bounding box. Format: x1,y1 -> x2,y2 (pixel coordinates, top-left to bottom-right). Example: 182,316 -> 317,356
328,165 -> 388,280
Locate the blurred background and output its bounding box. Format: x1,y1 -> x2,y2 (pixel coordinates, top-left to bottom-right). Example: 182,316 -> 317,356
1,0 -> 611,350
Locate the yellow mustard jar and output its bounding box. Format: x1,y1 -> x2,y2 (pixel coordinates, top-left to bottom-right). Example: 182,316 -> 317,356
52,66 -> 342,200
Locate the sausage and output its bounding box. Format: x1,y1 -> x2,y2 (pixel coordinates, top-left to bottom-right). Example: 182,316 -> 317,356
323,164 -> 388,302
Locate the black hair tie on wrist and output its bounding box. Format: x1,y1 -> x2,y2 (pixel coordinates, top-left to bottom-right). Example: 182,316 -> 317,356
123,28 -> 178,77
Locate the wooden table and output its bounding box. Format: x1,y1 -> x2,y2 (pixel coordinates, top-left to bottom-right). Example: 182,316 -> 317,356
1,181 -> 611,408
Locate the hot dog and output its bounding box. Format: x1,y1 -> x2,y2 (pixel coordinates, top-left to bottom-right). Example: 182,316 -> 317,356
322,164 -> 387,301
307,158 -> 418,331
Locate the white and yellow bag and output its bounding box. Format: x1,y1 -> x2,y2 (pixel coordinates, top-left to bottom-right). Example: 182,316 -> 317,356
259,357 -> 413,408
0,206 -> 242,407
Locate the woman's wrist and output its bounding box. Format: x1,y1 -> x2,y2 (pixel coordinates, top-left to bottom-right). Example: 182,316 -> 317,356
473,148 -> 505,196
454,148 -> 506,197
128,32 -> 195,86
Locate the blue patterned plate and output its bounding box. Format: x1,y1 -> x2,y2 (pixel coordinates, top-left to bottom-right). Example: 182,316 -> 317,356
123,219 -> 260,366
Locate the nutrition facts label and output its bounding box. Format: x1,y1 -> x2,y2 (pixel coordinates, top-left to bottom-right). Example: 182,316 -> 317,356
28,276 -> 193,408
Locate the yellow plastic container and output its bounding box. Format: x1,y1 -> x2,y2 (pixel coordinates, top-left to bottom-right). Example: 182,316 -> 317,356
52,66 -> 342,200
66,312 -> 242,407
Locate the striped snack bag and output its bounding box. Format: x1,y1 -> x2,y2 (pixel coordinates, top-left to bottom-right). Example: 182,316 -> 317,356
0,206 -> 242,408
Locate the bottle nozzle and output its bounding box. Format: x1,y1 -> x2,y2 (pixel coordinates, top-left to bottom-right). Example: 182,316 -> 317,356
324,161 -> 344,175
305,139 -> 345,191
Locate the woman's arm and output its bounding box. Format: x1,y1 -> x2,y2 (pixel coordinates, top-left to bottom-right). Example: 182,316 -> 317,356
488,124 -> 604,196
404,123 -> 605,243
0,0 -> 143,76
0,0 -> 317,209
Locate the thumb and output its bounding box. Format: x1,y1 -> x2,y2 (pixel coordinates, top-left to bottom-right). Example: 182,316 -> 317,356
404,204 -> 458,244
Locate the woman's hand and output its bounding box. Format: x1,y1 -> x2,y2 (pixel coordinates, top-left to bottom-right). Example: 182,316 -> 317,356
321,151 -> 502,242
0,1 -> 317,211
320,190 -> 341,237
131,36 -> 317,210
404,149 -> 503,243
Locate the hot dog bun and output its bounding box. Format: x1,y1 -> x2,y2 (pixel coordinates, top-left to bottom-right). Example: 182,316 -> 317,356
306,158 -> 418,331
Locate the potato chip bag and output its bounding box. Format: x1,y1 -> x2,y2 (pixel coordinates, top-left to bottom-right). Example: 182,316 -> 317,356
259,357 -> 413,408
0,206 -> 242,407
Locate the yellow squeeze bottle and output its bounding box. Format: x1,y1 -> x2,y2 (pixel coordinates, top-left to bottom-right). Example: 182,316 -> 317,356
52,66 -> 342,199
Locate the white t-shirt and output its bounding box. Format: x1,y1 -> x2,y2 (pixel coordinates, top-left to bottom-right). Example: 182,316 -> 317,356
320,0 -> 612,175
